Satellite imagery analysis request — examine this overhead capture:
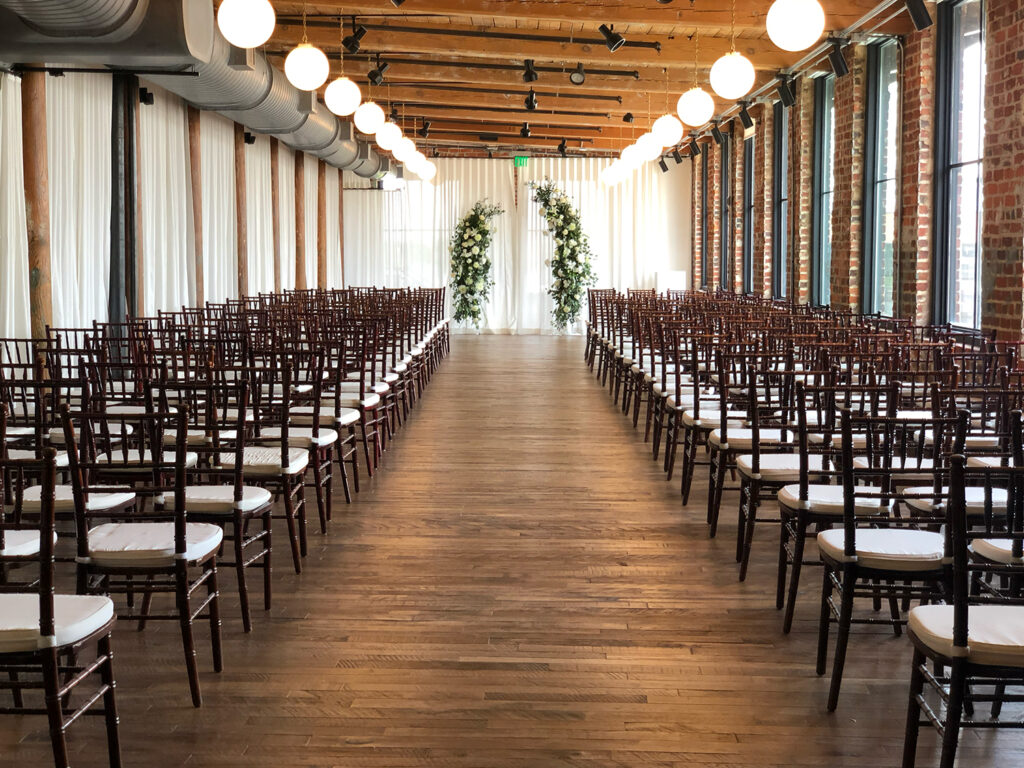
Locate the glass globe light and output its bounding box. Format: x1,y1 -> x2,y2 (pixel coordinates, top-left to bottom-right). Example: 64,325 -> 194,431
353,101 -> 385,134
620,143 -> 642,171
419,161 -> 437,181
652,114 -> 684,148
676,86 -> 715,128
375,122 -> 402,151
601,162 -> 625,186
284,43 -> 330,91
710,51 -> 756,100
392,136 -> 416,162
324,76 -> 361,116
217,0 -> 276,49
637,132 -> 662,162
766,0 -> 826,52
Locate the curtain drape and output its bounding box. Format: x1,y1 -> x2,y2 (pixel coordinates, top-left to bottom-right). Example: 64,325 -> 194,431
0,74 -> 29,338
303,152 -> 318,289
245,133 -> 274,295
324,165 -> 342,288
138,84 -> 194,315
200,110 -> 236,303
342,157 -> 691,333
46,72 -> 112,329
277,144 -> 296,290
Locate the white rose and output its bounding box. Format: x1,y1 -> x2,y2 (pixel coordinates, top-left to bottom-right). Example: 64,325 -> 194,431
472,246 -> 480,255
458,285 -> 468,294
568,222 -> 576,231
474,234 -> 482,241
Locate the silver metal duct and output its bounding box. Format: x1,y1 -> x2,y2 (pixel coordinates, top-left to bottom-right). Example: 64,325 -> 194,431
346,143 -> 386,179
1,0 -> 147,38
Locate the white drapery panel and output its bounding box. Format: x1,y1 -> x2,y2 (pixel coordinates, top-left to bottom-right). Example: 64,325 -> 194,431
0,74 -> 29,338
138,85 -> 194,314
303,152 -> 318,288
342,157 -> 690,333
324,165 -> 342,288
200,110 -> 236,303
245,133 -> 274,295
277,144 -> 296,290
46,73 -> 112,329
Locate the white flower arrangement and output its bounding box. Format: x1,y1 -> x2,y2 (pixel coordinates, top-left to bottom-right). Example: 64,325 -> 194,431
449,200 -> 504,327
529,179 -> 597,331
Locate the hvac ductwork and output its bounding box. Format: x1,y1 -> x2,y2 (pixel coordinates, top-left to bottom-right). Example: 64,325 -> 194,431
0,0 -> 384,177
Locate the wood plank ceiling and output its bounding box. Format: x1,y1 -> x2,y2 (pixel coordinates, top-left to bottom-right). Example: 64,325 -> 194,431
266,0 -> 912,157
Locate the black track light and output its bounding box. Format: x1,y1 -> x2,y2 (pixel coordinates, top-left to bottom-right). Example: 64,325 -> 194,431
389,107 -> 400,123
599,24 -> 625,53
739,102 -> 754,130
777,76 -> 796,108
523,59 -> 539,83
418,120 -> 431,138
138,87 -> 154,106
243,131 -> 256,145
558,138 -> 568,157
342,25 -> 367,54
391,0 -> 405,6
689,138 -> 701,158
904,0 -> 933,30
828,39 -> 850,78
569,63 -> 586,86
711,123 -> 724,145
623,112 -> 634,123
672,148 -> 684,164
525,88 -> 538,111
657,0 -> 674,3
368,58 -> 389,87
658,157 -> 669,173
520,122 -> 531,138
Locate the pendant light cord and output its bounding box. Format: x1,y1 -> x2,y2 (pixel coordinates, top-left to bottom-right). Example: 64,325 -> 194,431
301,1 -> 308,44
693,31 -> 699,87
731,0 -> 737,53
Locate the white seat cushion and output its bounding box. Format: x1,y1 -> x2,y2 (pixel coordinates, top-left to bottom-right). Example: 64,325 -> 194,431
852,456 -> 934,481
22,485 -> 136,513
8,449 -> 69,468
87,522 -> 223,567
183,485 -> 272,514
0,530 -> 55,558
393,363 -> 408,374
334,393 -> 381,409
682,409 -> 746,428
106,404 -> 177,416
383,372 -> 400,384
709,428 -> 785,451
292,406 -> 360,427
224,446 -> 309,476
260,426 -> 339,448
0,593 -> 114,653
967,456 -> 1013,469
971,538 -> 1024,564
904,485 -> 1007,514
778,484 -> 890,515
96,450 -> 198,469
817,528 -> 945,571
921,430 -> 1001,449
735,454 -> 804,482
808,432 -> 869,449
339,381 -> 389,395
909,604 -> 1024,667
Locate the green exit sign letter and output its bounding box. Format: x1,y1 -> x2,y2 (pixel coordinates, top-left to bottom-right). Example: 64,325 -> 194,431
513,156 -> 528,168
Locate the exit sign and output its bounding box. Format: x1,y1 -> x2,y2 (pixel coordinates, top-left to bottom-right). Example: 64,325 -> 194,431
513,156 -> 528,167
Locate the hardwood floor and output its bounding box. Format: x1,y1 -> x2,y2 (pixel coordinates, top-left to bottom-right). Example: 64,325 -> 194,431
4,335 -> 1021,767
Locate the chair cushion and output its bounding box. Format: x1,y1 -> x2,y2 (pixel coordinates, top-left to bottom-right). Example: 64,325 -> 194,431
709,428 -> 785,451
817,528 -> 945,571
735,453 -> 803,482
260,426 -> 339,448
87,522 -> 223,567
682,409 -> 746,428
107,404 -> 177,416
393,363 -> 408,374
224,446 -> 309,476
807,432 -> 869,449
292,406 -> 361,427
0,593 -> 114,653
22,485 -> 136,513
921,430 -> 1001,449
966,456 -> 1013,469
777,484 -> 890,515
852,456 -> 934,482
334,393 -> 381,409
909,604 -> 1024,667
7,449 -> 69,468
971,538 -> 1024,564
0,530 -> 55,558
903,486 -> 1008,514
96,450 -> 198,469
183,485 -> 272,514
383,372 -> 400,384
339,381 -> 389,395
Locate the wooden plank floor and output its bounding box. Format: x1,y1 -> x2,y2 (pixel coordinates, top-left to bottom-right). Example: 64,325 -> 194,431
4,335 -> 1022,767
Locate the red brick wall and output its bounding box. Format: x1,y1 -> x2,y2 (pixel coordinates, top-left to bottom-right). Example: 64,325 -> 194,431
691,148 -> 702,289
752,103 -> 774,297
709,134 -> 723,289
981,0 -> 1024,340
788,77 -> 815,303
730,120 -> 746,292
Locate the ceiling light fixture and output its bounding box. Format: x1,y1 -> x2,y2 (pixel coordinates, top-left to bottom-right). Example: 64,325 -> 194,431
677,32 -> 715,128
672,148 -> 684,164
766,0 -> 826,52
525,88 -> 538,111
558,138 -> 568,157
523,59 -> 539,83
599,24 -> 625,53
376,121 -> 402,150
391,0 -> 406,6
652,113 -> 684,148
368,55 -> 389,86
325,16 -> 362,116
342,23 -> 368,54
904,0 -> 933,30
827,39 -> 850,77
284,3 -> 330,91
777,75 -> 796,108
569,63 -> 586,86
354,100 -> 386,134
711,123 -> 724,145
623,112 -> 634,123
710,0 -> 756,100
217,0 -> 276,49
658,157 -> 670,173
417,120 -> 431,137
520,122 -> 531,138
738,102 -> 754,129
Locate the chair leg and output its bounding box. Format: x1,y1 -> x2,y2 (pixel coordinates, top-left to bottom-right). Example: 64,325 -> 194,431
739,481 -> 760,582
777,515 -> 791,610
8,670 -> 23,708
783,519 -> 808,633
938,660 -> 966,768
826,570 -> 855,711
707,451 -> 726,538
681,428 -> 699,506
262,508 -> 272,610
901,647 -> 926,768
282,484 -> 302,575
207,560 -> 223,674
311,451 -> 328,535
816,565 -> 833,676
176,569 -> 202,708
41,648 -> 70,768
233,518 -> 251,633
96,633 -> 123,768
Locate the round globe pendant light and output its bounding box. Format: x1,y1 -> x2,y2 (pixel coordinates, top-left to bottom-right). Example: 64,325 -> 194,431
217,0 -> 276,49
620,143 -> 642,171
375,121 -> 402,151
392,136 -> 416,162
652,114 -> 684,148
766,0 -> 826,52
324,76 -> 362,116
710,51 -> 756,100
353,101 -> 385,134
677,87 -> 715,128
419,161 -> 437,181
284,43 -> 330,91
637,132 -> 662,162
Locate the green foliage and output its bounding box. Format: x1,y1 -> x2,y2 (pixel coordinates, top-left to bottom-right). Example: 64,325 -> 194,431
449,200 -> 504,327
530,179 -> 597,331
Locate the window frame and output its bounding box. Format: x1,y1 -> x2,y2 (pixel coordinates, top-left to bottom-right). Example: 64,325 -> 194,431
700,146 -> 709,289
810,74 -> 835,306
771,100 -> 788,300
720,129 -> 732,290
742,136 -> 754,294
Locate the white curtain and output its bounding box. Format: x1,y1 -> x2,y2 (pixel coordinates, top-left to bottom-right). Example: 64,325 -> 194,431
277,144 -> 296,290
0,74 -> 29,338
342,157 -> 691,333
324,165 -> 342,288
303,152 -> 318,288
46,73 -> 112,329
138,84 -> 194,314
245,133 -> 274,295
201,110 -> 236,303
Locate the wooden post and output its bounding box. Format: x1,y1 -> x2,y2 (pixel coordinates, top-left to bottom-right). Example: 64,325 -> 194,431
338,169 -> 345,287
234,123 -> 248,297
21,69 -> 52,339
134,88 -> 144,316
187,106 -> 204,306
317,159 -> 327,289
295,151 -> 306,290
270,137 -> 281,293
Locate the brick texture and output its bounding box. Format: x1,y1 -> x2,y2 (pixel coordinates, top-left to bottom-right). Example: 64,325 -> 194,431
788,76 -> 815,303
752,103 -> 774,297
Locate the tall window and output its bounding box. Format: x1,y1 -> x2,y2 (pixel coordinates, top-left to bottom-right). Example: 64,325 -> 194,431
700,148 -> 709,289
935,0 -> 985,327
742,137 -> 754,294
772,100 -> 788,299
720,131 -> 731,290
811,75 -> 836,306
863,40 -> 900,316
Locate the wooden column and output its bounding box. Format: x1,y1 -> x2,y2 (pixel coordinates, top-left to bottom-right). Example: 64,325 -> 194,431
187,106 -> 204,306
317,159 -> 327,288
234,123 -> 248,297
134,88 -> 144,316
295,151 -> 306,290
270,137 -> 281,293
338,170 -> 345,287
21,69 -> 52,339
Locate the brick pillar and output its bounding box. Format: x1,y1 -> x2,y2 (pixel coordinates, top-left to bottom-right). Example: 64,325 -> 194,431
980,0 -> 1024,340
830,44 -> 867,313
788,76 -> 815,303
692,150 -> 703,289
753,103 -> 774,297
897,25 -> 936,324
730,119 -> 746,293
709,134 -> 723,289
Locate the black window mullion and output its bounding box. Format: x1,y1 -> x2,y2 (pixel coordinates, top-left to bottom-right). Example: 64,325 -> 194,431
862,42 -> 881,315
